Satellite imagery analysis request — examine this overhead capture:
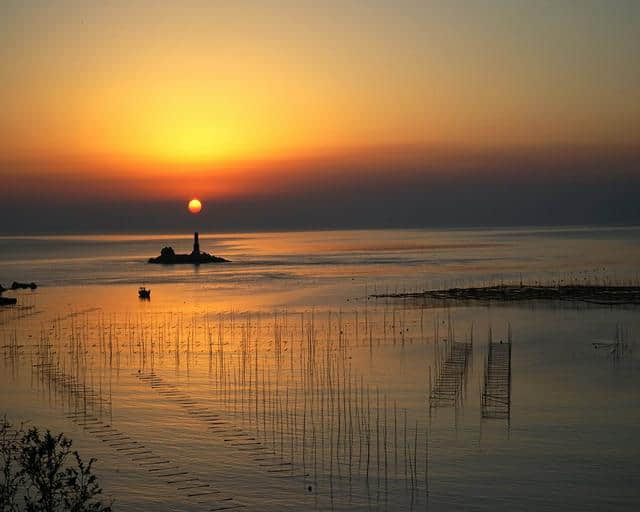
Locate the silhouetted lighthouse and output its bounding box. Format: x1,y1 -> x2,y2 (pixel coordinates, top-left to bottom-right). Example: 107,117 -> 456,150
192,231 -> 200,255
149,230 -> 228,264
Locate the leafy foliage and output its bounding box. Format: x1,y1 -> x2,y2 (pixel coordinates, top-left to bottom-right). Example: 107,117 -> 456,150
0,418 -> 22,512
0,418 -> 112,512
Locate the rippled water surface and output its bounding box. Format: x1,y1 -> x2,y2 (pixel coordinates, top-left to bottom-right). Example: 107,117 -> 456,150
1,227 -> 639,511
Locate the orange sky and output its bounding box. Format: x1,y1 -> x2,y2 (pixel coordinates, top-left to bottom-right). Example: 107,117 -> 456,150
1,1 -> 639,209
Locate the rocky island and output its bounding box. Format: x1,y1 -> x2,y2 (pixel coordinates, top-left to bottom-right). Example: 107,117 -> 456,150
148,232 -> 229,264
1,281 -> 37,306
0,286 -> 16,305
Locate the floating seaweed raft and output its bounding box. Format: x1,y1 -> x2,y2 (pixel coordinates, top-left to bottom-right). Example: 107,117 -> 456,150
373,285 -> 640,306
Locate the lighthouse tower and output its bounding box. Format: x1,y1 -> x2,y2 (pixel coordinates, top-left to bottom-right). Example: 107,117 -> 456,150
192,232 -> 200,255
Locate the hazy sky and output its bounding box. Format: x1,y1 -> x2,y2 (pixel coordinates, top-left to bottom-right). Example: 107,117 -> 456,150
1,1 -> 639,233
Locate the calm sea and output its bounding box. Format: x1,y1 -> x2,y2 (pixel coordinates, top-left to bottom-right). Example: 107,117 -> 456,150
1,227 -> 639,511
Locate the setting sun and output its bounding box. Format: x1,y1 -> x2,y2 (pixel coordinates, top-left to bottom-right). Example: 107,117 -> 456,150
188,198 -> 202,214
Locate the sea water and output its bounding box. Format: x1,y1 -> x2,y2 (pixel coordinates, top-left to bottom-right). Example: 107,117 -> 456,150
1,227 -> 639,511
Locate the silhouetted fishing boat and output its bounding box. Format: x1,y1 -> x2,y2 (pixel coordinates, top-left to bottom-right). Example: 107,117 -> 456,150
138,287 -> 151,299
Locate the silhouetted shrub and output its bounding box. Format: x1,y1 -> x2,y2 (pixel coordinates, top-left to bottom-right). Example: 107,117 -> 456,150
1,417 -> 111,512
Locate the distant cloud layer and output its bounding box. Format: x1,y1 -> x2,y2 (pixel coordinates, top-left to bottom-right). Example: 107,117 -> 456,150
2,145 -> 638,233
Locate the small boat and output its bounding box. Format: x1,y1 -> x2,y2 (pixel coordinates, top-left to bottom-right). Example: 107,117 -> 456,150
138,287 -> 151,299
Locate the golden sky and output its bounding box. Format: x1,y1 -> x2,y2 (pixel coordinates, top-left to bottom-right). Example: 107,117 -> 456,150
1,1 -> 639,207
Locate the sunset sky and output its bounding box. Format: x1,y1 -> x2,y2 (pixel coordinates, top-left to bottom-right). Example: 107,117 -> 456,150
1,1 -> 639,232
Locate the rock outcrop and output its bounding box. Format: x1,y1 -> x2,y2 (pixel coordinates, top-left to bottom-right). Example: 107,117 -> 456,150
10,281 -> 37,290
148,232 -> 229,264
